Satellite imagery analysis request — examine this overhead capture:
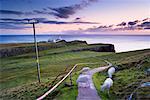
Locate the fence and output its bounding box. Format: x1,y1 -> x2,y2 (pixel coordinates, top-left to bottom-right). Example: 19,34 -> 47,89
37,61 -> 111,100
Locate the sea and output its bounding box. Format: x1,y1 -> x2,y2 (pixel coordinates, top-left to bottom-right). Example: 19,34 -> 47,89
0,35 -> 150,52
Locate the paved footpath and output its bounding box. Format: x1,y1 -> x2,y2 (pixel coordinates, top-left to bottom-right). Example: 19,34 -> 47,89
77,65 -> 111,100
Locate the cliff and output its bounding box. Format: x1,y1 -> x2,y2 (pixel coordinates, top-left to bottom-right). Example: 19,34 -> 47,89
0,40 -> 115,57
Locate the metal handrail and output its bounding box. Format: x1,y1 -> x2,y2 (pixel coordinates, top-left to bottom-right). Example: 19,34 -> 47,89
37,64 -> 78,100
37,61 -> 111,100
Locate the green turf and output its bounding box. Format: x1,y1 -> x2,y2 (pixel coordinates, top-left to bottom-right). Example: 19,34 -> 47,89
51,49 -> 150,100
93,55 -> 150,100
0,42 -> 150,100
0,42 -> 113,99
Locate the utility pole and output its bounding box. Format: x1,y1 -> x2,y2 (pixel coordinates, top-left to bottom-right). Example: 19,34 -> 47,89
32,22 -> 41,83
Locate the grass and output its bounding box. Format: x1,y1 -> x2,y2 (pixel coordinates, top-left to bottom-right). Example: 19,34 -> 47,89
0,42 -> 150,100
48,49 -> 150,100
0,42 -> 112,99
0,51 -> 110,90
93,55 -> 150,100
53,72 -> 79,100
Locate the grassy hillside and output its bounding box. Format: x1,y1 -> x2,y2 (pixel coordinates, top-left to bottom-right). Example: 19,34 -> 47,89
0,40 -> 114,57
0,41 -> 149,100
0,41 -> 113,99
93,56 -> 150,100
55,49 -> 150,100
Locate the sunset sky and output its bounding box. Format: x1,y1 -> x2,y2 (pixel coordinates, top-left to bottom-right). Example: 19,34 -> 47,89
0,0 -> 150,35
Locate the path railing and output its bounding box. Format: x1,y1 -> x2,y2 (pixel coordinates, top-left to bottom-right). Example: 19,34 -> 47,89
37,61 -> 111,100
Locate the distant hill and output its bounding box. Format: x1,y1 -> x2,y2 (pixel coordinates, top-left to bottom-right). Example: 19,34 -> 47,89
0,40 -> 115,57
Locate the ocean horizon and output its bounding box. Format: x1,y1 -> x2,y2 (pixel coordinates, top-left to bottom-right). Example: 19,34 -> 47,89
0,34 -> 150,52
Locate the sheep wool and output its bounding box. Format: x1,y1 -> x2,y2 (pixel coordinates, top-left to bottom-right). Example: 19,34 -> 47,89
108,67 -> 116,78
101,78 -> 113,91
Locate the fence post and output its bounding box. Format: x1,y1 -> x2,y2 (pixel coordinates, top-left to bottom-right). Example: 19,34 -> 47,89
70,72 -> 73,86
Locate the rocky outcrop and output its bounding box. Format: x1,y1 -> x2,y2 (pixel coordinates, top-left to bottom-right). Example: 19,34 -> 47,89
0,40 -> 115,58
71,44 -> 115,52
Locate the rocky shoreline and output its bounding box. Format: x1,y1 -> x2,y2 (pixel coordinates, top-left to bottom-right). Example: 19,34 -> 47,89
0,40 -> 115,58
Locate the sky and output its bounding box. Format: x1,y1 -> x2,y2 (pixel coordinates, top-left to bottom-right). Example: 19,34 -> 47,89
0,0 -> 150,35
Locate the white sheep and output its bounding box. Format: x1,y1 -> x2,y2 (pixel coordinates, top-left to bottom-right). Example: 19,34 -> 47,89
108,67 -> 116,78
101,78 -> 113,94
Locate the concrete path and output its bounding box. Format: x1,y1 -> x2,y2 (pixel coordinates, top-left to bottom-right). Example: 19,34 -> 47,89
77,63 -> 111,100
